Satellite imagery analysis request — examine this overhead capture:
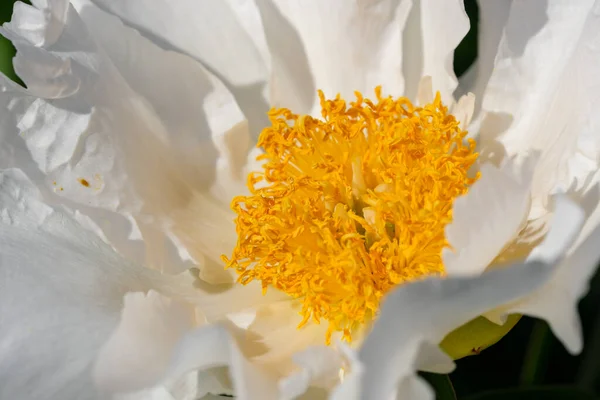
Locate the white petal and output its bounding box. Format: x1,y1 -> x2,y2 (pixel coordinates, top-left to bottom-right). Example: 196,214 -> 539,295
1,1 -> 247,213
1,1 -> 251,275
0,168 -> 289,399
414,342 -> 455,374
88,0 -> 270,137
416,75 -> 434,105
355,252 -> 568,399
165,270 -> 289,323
72,0 -> 252,191
450,91 -> 476,131
480,0 -> 600,204
246,300 -> 328,373
169,192 -> 238,284
0,168 -> 154,400
113,386 -> 175,400
494,196 -> 599,354
455,0 -> 512,115
255,0 -> 412,115
328,344 -> 364,400
395,376 -> 434,400
162,325 -> 280,400
571,178 -> 600,251
97,300 -> 282,399
402,0 -> 469,101
93,291 -> 196,393
4,0 -> 69,47
526,196 -> 585,264
117,370 -> 234,400
444,158 -> 536,276
278,346 -> 343,400
0,167 -> 289,400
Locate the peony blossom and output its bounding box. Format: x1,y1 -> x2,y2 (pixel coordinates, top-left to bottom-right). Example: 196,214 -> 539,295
1,1 -> 600,399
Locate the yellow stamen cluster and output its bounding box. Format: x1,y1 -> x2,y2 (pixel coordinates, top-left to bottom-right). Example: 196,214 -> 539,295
224,88 -> 479,343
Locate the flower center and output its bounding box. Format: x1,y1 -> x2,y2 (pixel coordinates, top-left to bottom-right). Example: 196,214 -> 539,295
223,88 -> 479,343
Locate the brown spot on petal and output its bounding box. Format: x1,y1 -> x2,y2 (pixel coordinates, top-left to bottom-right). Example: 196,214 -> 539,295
78,178 -> 90,187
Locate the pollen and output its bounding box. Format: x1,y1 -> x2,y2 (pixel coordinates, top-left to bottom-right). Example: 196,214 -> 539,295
223,88 -> 479,343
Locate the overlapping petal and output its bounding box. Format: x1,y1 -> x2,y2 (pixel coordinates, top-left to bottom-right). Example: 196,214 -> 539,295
336,195 -> 587,400
480,0 -> 600,207
0,0 -> 254,278
401,0 -> 469,101
88,0 -> 271,137
0,168 -> 283,399
1,1 -> 600,399
0,168 -> 150,400
444,157 -> 536,276
255,0 -> 412,115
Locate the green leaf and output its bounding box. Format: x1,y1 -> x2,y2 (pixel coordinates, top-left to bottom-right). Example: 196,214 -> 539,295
0,0 -> 19,82
420,373 -> 456,400
464,386 -> 597,400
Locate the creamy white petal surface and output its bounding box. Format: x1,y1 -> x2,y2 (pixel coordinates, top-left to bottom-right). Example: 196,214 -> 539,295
444,157 -> 536,276
0,168 -> 282,399
404,0 -> 469,101
278,346 -> 343,400
486,197 -> 600,354
480,0 -> 600,204
2,0 -> 600,399
93,291 -> 196,392
1,0 -> 247,212
88,0 -> 271,137
72,0 -> 252,191
93,290 -> 280,400
335,195 -> 586,400
255,0 -> 412,115
463,0 -> 600,356
456,0 -> 512,115
0,0 -> 254,279
0,168 -> 150,400
243,300 -> 328,373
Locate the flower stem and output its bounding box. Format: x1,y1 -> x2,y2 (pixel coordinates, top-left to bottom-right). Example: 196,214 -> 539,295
520,320 -> 549,386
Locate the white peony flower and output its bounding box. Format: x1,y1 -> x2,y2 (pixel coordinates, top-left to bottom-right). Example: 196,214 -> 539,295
1,1 -> 599,400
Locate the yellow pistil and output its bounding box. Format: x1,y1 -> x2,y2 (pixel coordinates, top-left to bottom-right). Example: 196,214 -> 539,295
223,87 -> 479,344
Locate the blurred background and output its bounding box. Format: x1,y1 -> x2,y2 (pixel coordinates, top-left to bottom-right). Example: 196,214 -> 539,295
0,1 -> 598,399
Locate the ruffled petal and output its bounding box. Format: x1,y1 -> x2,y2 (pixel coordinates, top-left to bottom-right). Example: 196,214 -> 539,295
1,0 -> 250,275
0,167 -> 289,399
88,0 -> 271,137
244,300 -> 328,374
71,0 -> 252,193
0,168 -> 155,400
488,196 -> 600,354
255,0 -> 412,115
94,291 -> 282,399
169,192 -> 238,284
93,291 -> 196,393
354,265 -> 555,399
278,346 -> 343,399
444,158 -> 536,276
1,0 -> 248,212
402,0 -> 469,101
336,196 -> 585,399
455,0 -> 512,115
479,0 -> 600,206
161,325 -> 280,400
